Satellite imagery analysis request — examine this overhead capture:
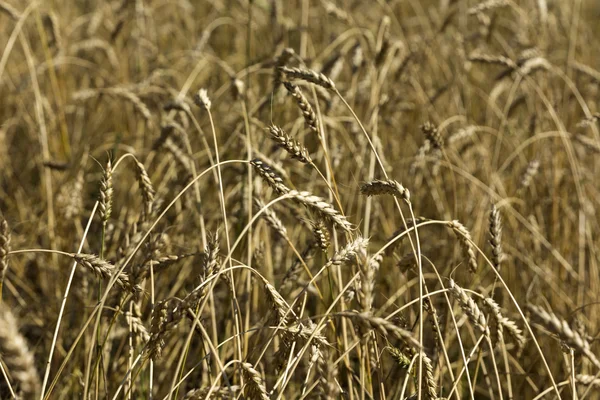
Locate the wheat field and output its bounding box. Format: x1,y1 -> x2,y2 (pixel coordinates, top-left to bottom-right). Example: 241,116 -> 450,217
1,0 -> 600,399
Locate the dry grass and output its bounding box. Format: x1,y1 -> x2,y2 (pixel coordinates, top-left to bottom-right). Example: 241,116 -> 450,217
1,0 -> 600,399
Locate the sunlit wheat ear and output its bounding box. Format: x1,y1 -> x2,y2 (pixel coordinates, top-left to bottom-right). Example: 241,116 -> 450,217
254,197 -> 288,240
311,219 -> 330,251
250,159 -> 290,195
273,47 -> 296,87
124,310 -> 150,344
0,304 -> 40,398
576,375 -> 600,387
0,217 -> 10,291
577,112 -> 600,128
267,124 -> 312,163
99,158 -> 113,224
193,88 -> 211,110
72,253 -> 139,293
447,220 -> 478,273
483,297 -> 526,350
146,297 -> 183,360
133,159 -> 155,218
282,81 -> 320,137
468,52 -> 517,68
336,311 -> 421,348
467,0 -> 509,15
183,386 -> 240,399
527,304 -> 600,369
488,205 -> 504,270
448,279 -> 487,333
359,179 -> 411,203
287,190 -> 353,232
421,122 -> 443,151
241,362 -> 269,400
278,66 -> 336,90
419,351 -> 438,400
518,159 -> 540,193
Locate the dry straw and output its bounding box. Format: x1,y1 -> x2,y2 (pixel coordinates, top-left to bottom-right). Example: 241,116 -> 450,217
0,304 -> 40,398
267,124 -> 312,163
